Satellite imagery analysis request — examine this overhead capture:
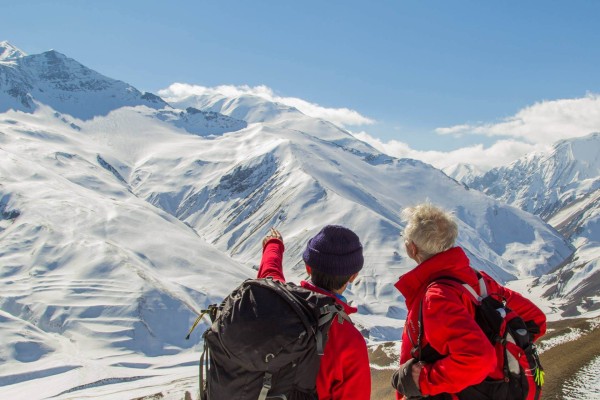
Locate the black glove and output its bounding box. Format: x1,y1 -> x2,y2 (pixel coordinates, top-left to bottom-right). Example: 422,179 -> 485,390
391,358 -> 423,399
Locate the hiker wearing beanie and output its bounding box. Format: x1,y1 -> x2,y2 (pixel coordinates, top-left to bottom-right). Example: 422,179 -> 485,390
258,225 -> 371,400
391,203 -> 547,400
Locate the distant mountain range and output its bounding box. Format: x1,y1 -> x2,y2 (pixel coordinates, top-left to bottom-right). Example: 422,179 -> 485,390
0,41 -> 585,398
0,40 -> 245,135
446,133 -> 600,317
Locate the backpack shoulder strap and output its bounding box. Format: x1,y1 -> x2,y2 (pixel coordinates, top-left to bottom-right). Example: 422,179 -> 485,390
460,275 -> 487,302
315,303 -> 351,355
431,272 -> 487,302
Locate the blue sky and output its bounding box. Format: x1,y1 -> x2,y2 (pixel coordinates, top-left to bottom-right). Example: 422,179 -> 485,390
2,1 -> 600,169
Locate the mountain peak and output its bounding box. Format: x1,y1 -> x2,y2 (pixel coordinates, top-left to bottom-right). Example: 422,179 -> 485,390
470,133 -> 600,219
0,45 -> 169,119
554,131 -> 600,154
0,41 -> 27,61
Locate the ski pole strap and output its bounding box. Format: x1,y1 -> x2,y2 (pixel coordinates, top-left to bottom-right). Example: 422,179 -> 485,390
186,309 -> 211,340
257,372 -> 273,400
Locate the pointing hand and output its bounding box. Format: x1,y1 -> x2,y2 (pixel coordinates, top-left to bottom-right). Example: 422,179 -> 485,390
263,227 -> 283,248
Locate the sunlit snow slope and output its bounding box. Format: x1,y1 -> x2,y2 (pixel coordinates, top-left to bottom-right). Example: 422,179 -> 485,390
0,41 -> 574,398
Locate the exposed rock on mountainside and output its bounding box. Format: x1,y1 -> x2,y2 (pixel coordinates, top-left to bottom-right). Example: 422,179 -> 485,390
465,133 -> 600,317
470,133 -> 600,220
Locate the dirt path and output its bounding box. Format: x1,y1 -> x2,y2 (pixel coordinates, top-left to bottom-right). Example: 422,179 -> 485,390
369,318 -> 600,400
371,368 -> 396,399
538,318 -> 600,399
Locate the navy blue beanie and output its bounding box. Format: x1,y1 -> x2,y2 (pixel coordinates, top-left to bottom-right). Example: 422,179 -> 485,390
302,225 -> 364,276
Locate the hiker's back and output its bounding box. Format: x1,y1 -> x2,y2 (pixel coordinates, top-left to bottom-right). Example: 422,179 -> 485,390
255,227 -> 372,400
200,278 -> 344,400
420,272 -> 546,400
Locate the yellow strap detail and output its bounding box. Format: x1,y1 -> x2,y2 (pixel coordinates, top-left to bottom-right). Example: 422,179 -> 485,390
185,309 -> 210,340
534,368 -> 545,386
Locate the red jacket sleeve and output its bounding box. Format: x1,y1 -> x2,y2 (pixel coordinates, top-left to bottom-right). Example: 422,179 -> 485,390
257,238 -> 286,282
419,283 -> 497,396
481,272 -> 547,341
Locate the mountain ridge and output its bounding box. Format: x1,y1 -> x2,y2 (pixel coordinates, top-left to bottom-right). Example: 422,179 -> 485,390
455,133 -> 600,317
0,42 -> 581,399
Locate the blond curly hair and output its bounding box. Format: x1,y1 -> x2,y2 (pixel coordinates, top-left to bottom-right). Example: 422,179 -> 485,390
402,203 -> 458,260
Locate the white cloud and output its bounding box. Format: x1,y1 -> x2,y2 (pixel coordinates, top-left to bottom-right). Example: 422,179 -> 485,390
378,93 -> 600,170
158,83 -> 375,128
352,131 -> 547,171
435,94 -> 600,144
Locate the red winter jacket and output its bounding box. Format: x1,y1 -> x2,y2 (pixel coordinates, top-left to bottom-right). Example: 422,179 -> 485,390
394,247 -> 547,399
258,238 -> 371,400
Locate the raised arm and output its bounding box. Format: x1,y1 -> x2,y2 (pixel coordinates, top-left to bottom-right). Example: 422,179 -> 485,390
257,228 -> 286,282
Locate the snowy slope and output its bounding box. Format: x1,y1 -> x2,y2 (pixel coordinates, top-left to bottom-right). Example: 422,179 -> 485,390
0,41 -> 247,137
0,43 -> 576,399
0,107 -> 253,399
0,104 -> 572,399
467,133 -> 600,317
161,90 -> 572,275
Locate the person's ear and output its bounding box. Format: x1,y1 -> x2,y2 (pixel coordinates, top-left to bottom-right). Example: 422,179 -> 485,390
349,272 -> 359,283
406,240 -> 418,259
305,265 -> 312,276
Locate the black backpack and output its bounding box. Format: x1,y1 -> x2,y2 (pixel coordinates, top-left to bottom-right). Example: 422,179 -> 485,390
415,273 -> 544,400
187,277 -> 349,400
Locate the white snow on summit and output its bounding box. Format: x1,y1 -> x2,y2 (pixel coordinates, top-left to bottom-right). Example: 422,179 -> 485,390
0,41 -> 26,61
0,46 -> 167,119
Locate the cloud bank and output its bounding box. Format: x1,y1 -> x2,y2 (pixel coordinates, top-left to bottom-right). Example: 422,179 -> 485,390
158,83 -> 375,128
435,94 -> 600,144
357,94 -> 600,171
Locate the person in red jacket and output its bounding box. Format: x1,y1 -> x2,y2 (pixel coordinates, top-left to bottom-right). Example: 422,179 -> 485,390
392,203 -> 547,399
258,225 -> 371,400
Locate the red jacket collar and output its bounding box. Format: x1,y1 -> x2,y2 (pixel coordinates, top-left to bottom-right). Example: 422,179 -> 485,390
300,280 -> 358,315
394,247 -> 477,309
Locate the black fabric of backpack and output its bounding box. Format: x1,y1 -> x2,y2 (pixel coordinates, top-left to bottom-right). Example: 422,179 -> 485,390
191,277 -> 349,400
414,274 -> 544,400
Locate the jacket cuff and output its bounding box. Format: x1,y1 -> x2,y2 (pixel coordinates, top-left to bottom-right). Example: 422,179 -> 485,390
262,238 -> 285,253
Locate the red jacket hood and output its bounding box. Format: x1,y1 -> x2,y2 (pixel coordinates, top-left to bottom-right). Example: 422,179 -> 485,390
394,247 -> 479,309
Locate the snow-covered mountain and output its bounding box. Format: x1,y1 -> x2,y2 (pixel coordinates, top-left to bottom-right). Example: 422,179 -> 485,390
0,42 -> 575,399
0,41 -> 247,136
443,162 -> 483,187
0,40 -> 26,61
0,44 -> 164,119
466,133 -> 600,317
469,133 -> 600,220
